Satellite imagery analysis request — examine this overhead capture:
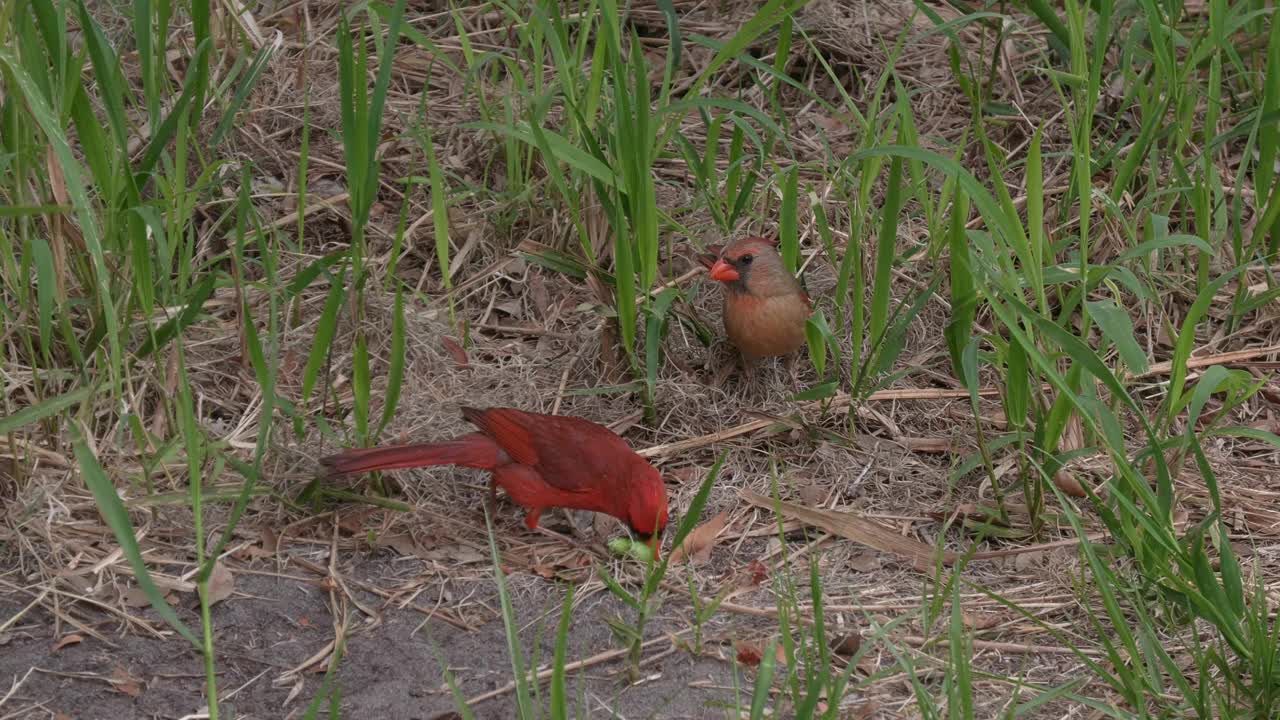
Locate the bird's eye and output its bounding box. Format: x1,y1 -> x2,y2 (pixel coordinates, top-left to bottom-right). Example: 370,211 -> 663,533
740,254 -> 754,265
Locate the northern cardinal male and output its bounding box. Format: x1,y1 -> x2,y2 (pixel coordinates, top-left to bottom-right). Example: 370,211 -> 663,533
698,236 -> 812,382
320,406 -> 669,556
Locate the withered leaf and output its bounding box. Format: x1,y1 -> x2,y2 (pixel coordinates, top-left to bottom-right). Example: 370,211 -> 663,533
847,552 -> 881,573
53,634 -> 84,652
120,586 -> 151,608
109,666 -> 143,697
377,532 -> 424,558
441,337 -> 469,368
734,641 -> 762,667
902,437 -> 953,454
1052,470 -> 1087,497
830,631 -> 862,658
668,511 -> 728,565
206,561 -> 235,606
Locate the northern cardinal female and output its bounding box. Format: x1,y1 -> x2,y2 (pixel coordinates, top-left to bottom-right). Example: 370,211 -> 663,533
698,236 -> 812,381
320,406 -> 669,556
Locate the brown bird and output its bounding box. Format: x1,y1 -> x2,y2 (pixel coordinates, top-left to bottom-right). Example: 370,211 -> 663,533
698,236 -> 812,384
320,406 -> 669,556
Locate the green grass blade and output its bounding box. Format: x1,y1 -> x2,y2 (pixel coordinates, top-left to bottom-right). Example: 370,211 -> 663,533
74,427 -> 199,648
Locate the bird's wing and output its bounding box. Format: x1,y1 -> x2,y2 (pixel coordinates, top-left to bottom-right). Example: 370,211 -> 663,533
460,406 -> 540,466
462,407 -> 622,493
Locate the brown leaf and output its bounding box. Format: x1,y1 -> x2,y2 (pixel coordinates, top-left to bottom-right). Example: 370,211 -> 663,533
377,532 -> 424,558
829,632 -> 861,658
743,559 -> 769,587
206,561 -> 235,606
441,336 -> 469,368
666,466 -> 701,485
901,437 -> 953,454
847,552 -> 881,573
668,511 -> 728,565
798,483 -> 826,507
109,666 -> 143,697
46,147 -> 69,206
1052,469 -> 1087,497
598,319 -> 624,383
425,544 -> 486,564
528,271 -> 551,319
120,586 -> 152,608
337,508 -> 375,535
741,491 -> 961,566
962,611 -> 1002,630
774,642 -> 788,665
734,641 -> 763,667
1013,550 -> 1045,572
53,634 -> 84,652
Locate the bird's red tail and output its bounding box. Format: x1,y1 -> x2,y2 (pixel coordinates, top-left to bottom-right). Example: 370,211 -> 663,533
320,433 -> 502,476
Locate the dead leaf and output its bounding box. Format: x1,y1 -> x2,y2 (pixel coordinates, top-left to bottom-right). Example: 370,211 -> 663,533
668,511 -> 728,565
1052,469 -> 1087,497
666,466 -> 701,485
109,666 -> 143,697
734,641 -> 762,667
494,299 -> 523,319
741,491 -> 962,567
425,545 -> 486,564
54,713 -> 74,720
377,532 -> 424,558
53,634 -> 84,652
528,271 -> 551,318
901,437 -> 953,454
337,508 -> 375,535
830,632 -> 861,657
1013,550 -> 1044,572
206,561 -> 235,606
47,147 -> 69,206
847,552 -> 881,573
798,483 -> 826,507
259,525 -> 280,553
962,611 -> 1002,630
742,559 -> 769,587
120,586 -> 151,608
441,337 -> 469,368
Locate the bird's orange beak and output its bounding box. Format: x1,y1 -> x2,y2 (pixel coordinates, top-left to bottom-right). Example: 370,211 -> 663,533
708,258 -> 739,282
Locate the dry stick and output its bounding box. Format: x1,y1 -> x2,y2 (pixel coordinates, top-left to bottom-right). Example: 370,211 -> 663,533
641,340 -> 1280,461
1135,343 -> 1280,379
637,388 -> 999,459
901,635 -> 1101,657
461,634 -> 675,708
742,490 -> 1110,568
476,323 -> 575,341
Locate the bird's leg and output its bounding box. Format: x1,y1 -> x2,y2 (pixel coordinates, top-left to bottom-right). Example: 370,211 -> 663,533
523,507 -> 544,530
711,358 -> 736,388
560,508 -> 590,540
784,353 -> 802,392
741,354 -> 765,398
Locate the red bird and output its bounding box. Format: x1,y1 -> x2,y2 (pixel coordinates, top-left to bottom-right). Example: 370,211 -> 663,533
698,236 -> 812,381
320,406 -> 669,556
